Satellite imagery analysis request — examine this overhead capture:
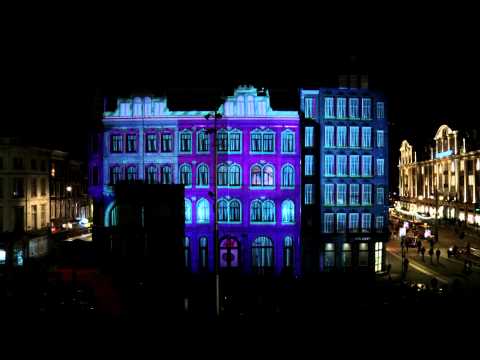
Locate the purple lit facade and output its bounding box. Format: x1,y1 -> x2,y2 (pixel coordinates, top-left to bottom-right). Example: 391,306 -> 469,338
89,86 -> 301,275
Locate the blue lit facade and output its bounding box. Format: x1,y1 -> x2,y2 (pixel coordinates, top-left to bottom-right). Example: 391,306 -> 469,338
300,84 -> 388,273
89,86 -> 301,275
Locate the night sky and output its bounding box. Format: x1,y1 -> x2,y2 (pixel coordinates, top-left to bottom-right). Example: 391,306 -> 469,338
5,52 -> 479,190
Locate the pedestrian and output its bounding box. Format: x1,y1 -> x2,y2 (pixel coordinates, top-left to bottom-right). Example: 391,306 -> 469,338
387,263 -> 392,280
403,258 -> 409,275
429,248 -> 434,264
436,249 -> 441,264
421,247 -> 426,262
417,240 -> 422,254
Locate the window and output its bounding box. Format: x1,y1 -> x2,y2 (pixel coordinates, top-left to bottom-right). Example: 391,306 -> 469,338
251,164 -> 274,188
179,164 -> 192,187
350,155 -> 360,176
337,213 -> 346,233
250,199 -> 275,223
361,213 -> 371,232
305,155 -> 314,176
337,184 -> 347,205
146,134 -> 157,152
218,198 -> 242,223
376,187 -> 384,205
305,184 -> 314,204
196,164 -> 209,187
349,213 -> 359,232
284,236 -> 294,269
218,163 -> 241,187
185,199 -> 192,224
361,155 -> 372,177
324,183 -> 334,205
350,127 -> 359,147
305,126 -> 314,147
362,127 -> 371,148
158,165 -> 171,184
237,96 -> 245,116
251,131 -> 262,152
281,200 -> 295,224
220,237 -> 240,268
196,198 -> 210,224
40,178 -> 47,196
324,97 -> 335,118
217,130 -> 228,152
376,159 -> 385,176
250,165 -> 262,187
12,178 -> 24,198
180,130 -> 192,153
304,97 -> 313,118
92,166 -> 99,186
258,101 -> 266,115
325,126 -> 335,148
199,237 -> 208,269
126,134 -> 137,153
342,243 -> 352,268
251,129 -> 275,153
160,132 -> 173,152
225,102 -> 234,116
133,99 -> 142,116
218,199 -> 228,223
337,97 -> 347,118
359,243 -> 369,266
376,102 -> 385,119
376,216 -> 384,232
218,129 -> 242,153
197,129 -> 210,153
350,184 -> 360,205
247,96 -> 255,115
377,130 -> 384,148
126,166 -> 137,182
281,164 -> 295,188
110,166 -> 122,184
31,205 -> 37,229
375,242 -> 383,272
349,98 -> 359,119
325,155 -> 334,176
337,126 -> 347,147
323,213 -> 334,233
281,130 -> 295,153
337,155 -> 347,176
31,159 -> 37,170
183,237 -> 190,269
13,157 -> 24,170
146,165 -> 157,184
31,179 -> 37,197
111,135 -> 123,153
323,243 -> 335,269
362,184 -> 372,205
40,204 -> 46,228
252,236 -> 274,269
361,98 -> 371,119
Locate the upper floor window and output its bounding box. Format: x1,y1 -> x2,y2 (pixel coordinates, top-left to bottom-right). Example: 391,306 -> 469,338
199,236 -> 208,269
305,126 -> 314,147
258,101 -> 266,115
361,155 -> 372,177
133,100 -> 142,116
146,165 -> 157,184
361,213 -> 371,232
361,98 -> 372,120
337,213 -> 347,233
337,126 -> 347,147
337,184 -> 347,205
196,163 -> 209,187
281,200 -> 295,224
126,134 -> 137,153
41,178 -> 47,196
362,127 -> 372,148
12,178 -> 24,198
217,129 -> 242,153
349,213 -> 359,232
110,166 -> 122,184
349,184 -> 360,205
111,135 -> 123,153
362,184 -> 372,205
337,97 -> 347,119
218,198 -> 242,223
324,97 -> 335,119
196,198 -> 210,224
281,164 -> 295,188
218,163 -> 241,187
284,236 -> 294,268
197,129 -> 210,153
247,96 -> 255,115
236,96 -> 245,116
281,130 -> 295,153
304,97 -> 313,118
160,132 -> 173,152
349,98 -> 359,119
350,127 -> 359,147
179,164 -> 192,187
185,199 -> 192,224
251,164 -> 274,188
252,236 -> 274,269
325,126 -> 335,148
377,130 -> 384,148
337,155 -> 347,176
146,134 -> 157,152
31,179 -> 37,197
160,165 -> 172,184
31,159 -> 37,170
126,166 -> 137,182
304,184 -> 314,205
179,130 -> 192,153
376,187 -> 384,205
250,199 -> 275,224
350,155 -> 360,176
305,155 -> 314,176
324,155 -> 334,176
376,102 -> 385,119
225,102 -> 234,116
376,216 -> 384,232
323,213 -> 334,233
376,159 -> 385,176
251,129 -> 275,153
324,183 -> 334,205
120,102 -> 130,116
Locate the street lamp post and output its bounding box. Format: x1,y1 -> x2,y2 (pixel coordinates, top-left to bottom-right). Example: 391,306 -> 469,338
66,186 -> 72,221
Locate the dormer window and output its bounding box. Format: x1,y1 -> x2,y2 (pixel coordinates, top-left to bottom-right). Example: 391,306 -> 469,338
225,102 -> 234,116
120,102 -> 129,116
258,101 -> 266,115
237,96 -> 245,116
247,96 -> 255,115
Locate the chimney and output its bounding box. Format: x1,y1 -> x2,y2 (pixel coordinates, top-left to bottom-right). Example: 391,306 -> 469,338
360,74 -> 369,89
338,74 -> 348,89
349,75 -> 358,89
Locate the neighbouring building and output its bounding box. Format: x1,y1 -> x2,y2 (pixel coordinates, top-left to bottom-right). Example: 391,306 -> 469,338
89,86 -> 301,275
300,75 -> 389,273
398,124 -> 480,226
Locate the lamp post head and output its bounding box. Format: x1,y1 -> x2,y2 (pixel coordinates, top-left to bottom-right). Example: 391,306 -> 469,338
66,186 -> 72,192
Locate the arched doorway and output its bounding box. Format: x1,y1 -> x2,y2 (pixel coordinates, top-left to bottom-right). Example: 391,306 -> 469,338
220,236 -> 240,268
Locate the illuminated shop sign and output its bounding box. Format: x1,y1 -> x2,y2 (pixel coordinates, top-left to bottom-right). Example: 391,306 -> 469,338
436,150 -> 453,159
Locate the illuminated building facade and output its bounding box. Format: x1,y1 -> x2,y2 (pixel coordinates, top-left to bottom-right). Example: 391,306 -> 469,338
300,76 -> 389,273
89,86 -> 301,275
398,125 -> 480,225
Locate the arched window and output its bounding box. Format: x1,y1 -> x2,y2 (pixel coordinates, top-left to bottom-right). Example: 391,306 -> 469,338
197,129 -> 210,153
196,164 -> 209,187
220,237 -> 239,268
229,199 -> 241,223
237,96 -> 245,116
183,237 -> 190,269
110,166 -> 122,184
282,200 -> 295,224
251,165 -> 262,187
146,165 -> 157,184
196,198 -> 210,224
199,236 -> 208,269
262,200 -> 275,223
218,199 -> 229,223
126,166 -> 137,182
281,164 -> 295,188
250,200 -> 262,222
281,130 -> 295,153
160,165 -> 172,184
217,164 -> 228,186
247,95 -> 255,115
284,236 -> 294,268
218,163 -> 241,187
179,164 -> 192,187
263,165 -> 274,186
109,204 -> 118,226
185,199 -> 192,224
229,164 -> 241,186
252,236 -> 273,268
